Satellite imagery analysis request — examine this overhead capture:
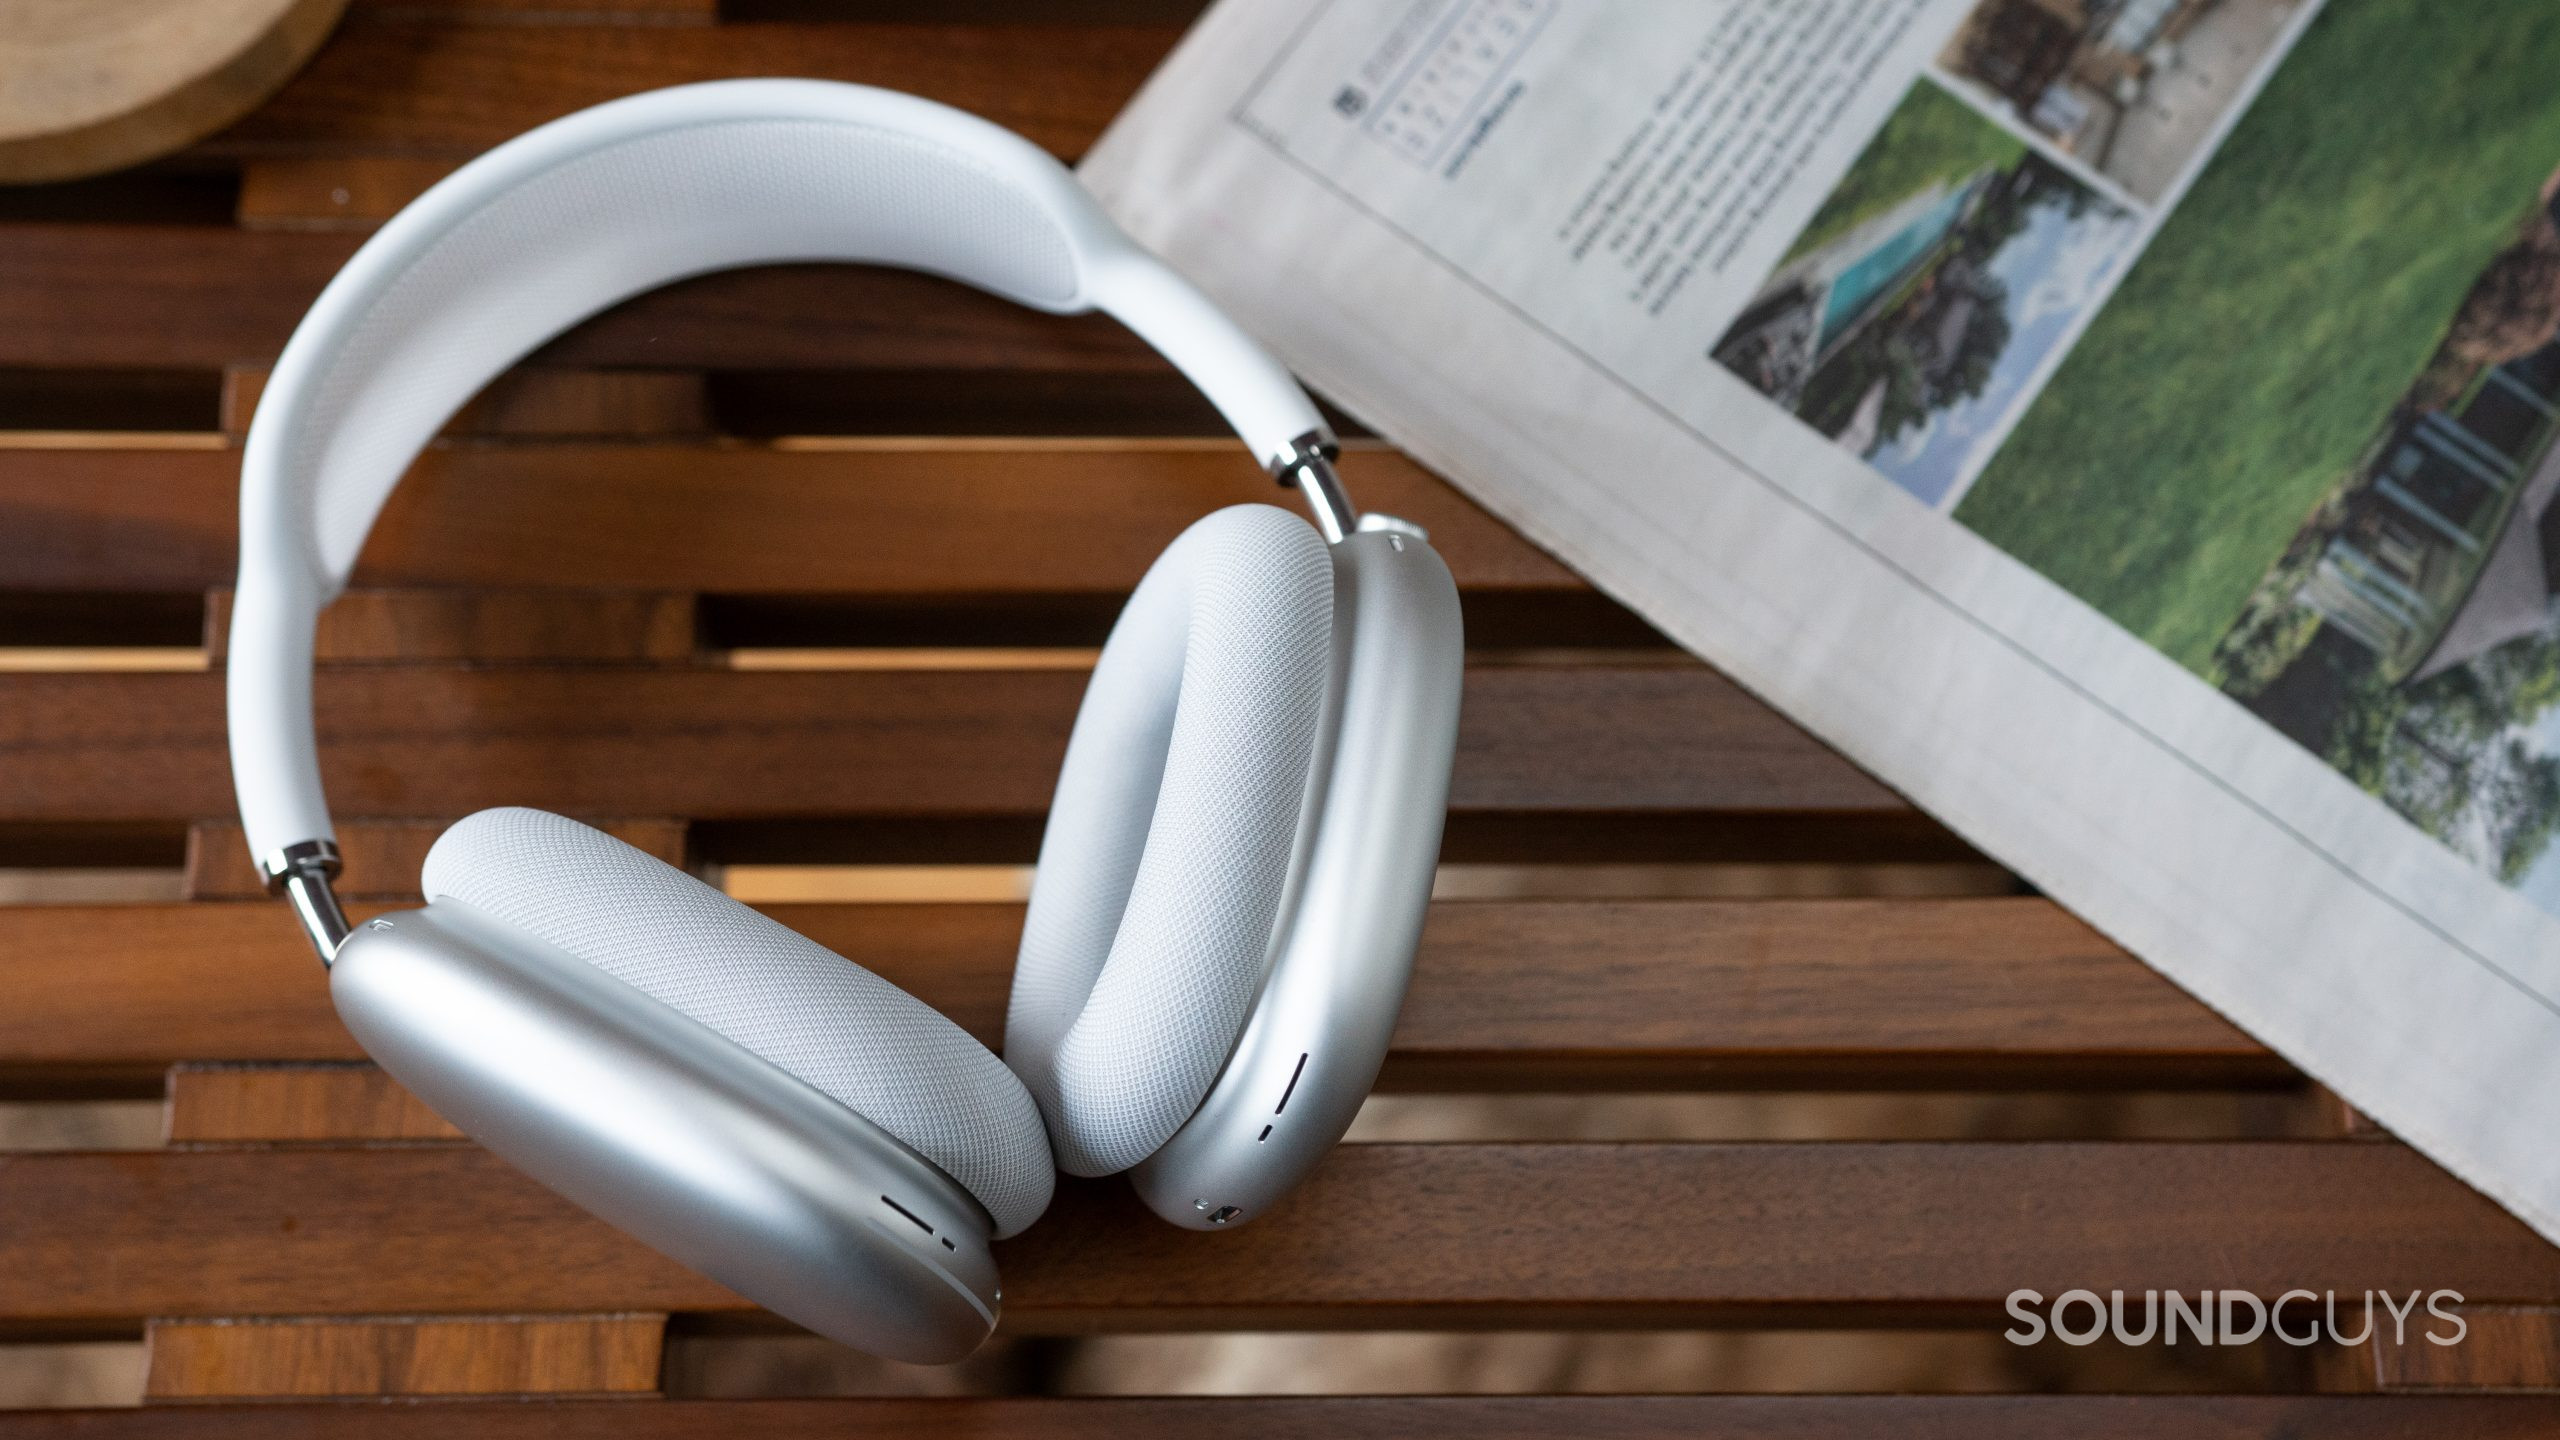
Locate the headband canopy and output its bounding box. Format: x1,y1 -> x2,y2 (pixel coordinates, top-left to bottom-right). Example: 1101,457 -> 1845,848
229,80 -> 1348,898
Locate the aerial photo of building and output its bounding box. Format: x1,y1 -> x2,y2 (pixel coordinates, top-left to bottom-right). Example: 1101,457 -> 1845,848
1938,0 -> 2302,201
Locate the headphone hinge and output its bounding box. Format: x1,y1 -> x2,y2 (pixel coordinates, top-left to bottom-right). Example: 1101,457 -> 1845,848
262,839 -> 352,965
1269,430 -> 1356,544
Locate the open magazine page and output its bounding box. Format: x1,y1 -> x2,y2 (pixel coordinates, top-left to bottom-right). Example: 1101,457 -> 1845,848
1082,0 -> 2560,1241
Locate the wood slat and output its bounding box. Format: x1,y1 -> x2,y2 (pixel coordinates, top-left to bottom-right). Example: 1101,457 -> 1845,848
218,365 -> 708,436
5,1396 -> 2558,1439
0,665 -> 1895,822
0,898 -> 2268,1090
234,155 -> 460,230
165,1063 -> 461,1143
0,444 -> 1573,594
349,0 -> 718,19
143,1314 -> 664,1399
0,1142 -> 2550,1325
2342,1305 -> 2560,1393
199,589 -> 698,664
182,818 -> 687,899
196,20 -> 1170,161
4,14 -> 1165,365
687,811 -> 1980,870
0,227 -> 1154,370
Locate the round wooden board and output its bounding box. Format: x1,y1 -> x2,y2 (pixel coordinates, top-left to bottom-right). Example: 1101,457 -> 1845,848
0,0 -> 351,184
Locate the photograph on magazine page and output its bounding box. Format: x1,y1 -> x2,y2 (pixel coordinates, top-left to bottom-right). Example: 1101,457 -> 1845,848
1720,0 -> 2560,915
1956,0 -> 2560,911
1933,0 -> 2307,204
1710,77 -> 2142,507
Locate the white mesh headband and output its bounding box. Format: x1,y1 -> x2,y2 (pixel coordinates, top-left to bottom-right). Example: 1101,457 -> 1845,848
227,79 -> 1356,909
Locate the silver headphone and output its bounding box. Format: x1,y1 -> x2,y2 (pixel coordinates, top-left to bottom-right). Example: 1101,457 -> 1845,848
223,80 -> 1463,1363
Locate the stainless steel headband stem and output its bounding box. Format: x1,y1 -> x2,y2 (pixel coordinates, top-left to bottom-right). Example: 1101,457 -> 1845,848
262,839 -> 351,964
1270,430 -> 1357,544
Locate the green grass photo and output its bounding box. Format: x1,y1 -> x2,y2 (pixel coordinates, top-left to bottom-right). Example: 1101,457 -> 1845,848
1950,0 -> 2560,901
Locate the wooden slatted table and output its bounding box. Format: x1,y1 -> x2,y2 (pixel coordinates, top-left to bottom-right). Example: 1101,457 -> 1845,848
3,0 -> 2556,1429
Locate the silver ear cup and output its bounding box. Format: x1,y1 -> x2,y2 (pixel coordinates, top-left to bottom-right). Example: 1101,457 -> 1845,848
418,808 -> 1054,1238
329,901 -> 1004,1363
1129,524 -> 1463,1230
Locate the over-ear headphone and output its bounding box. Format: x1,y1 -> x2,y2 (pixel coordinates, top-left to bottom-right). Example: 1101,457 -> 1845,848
223,80 -> 1462,1364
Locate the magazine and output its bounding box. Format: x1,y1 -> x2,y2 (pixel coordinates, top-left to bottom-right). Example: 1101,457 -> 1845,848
1081,0 -> 2560,1242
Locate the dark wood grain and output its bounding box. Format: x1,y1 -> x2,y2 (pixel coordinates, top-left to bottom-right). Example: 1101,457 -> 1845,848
0,227 -> 352,371
219,366 -> 709,437
198,20 -> 1171,160
0,444 -> 1573,594
673,810 -> 1981,869
0,665 -> 1898,822
233,155 -> 461,231
0,898 -> 2269,1089
6,1396 -> 2559,1439
142,1314 -> 665,1398
0,1143 -> 2549,1325
165,1063 -> 463,1143
351,0 -> 718,18
0,227 -> 1154,370
2347,1305 -> 2560,1392
199,590 -> 698,665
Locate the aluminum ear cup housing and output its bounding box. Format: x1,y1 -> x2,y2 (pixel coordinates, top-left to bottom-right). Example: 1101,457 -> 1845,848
328,901 -> 1003,1364
1132,520 -> 1464,1230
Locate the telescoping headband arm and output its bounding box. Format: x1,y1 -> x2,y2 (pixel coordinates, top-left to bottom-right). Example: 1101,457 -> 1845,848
228,80 -> 1359,962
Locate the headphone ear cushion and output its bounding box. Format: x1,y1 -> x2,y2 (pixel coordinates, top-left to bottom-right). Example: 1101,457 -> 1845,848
1005,503 -> 1333,1175
422,807 -> 1054,1236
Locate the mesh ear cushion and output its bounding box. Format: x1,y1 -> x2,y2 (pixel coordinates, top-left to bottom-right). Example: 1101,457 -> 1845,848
421,807 -> 1055,1237
1004,504 -> 1334,1176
